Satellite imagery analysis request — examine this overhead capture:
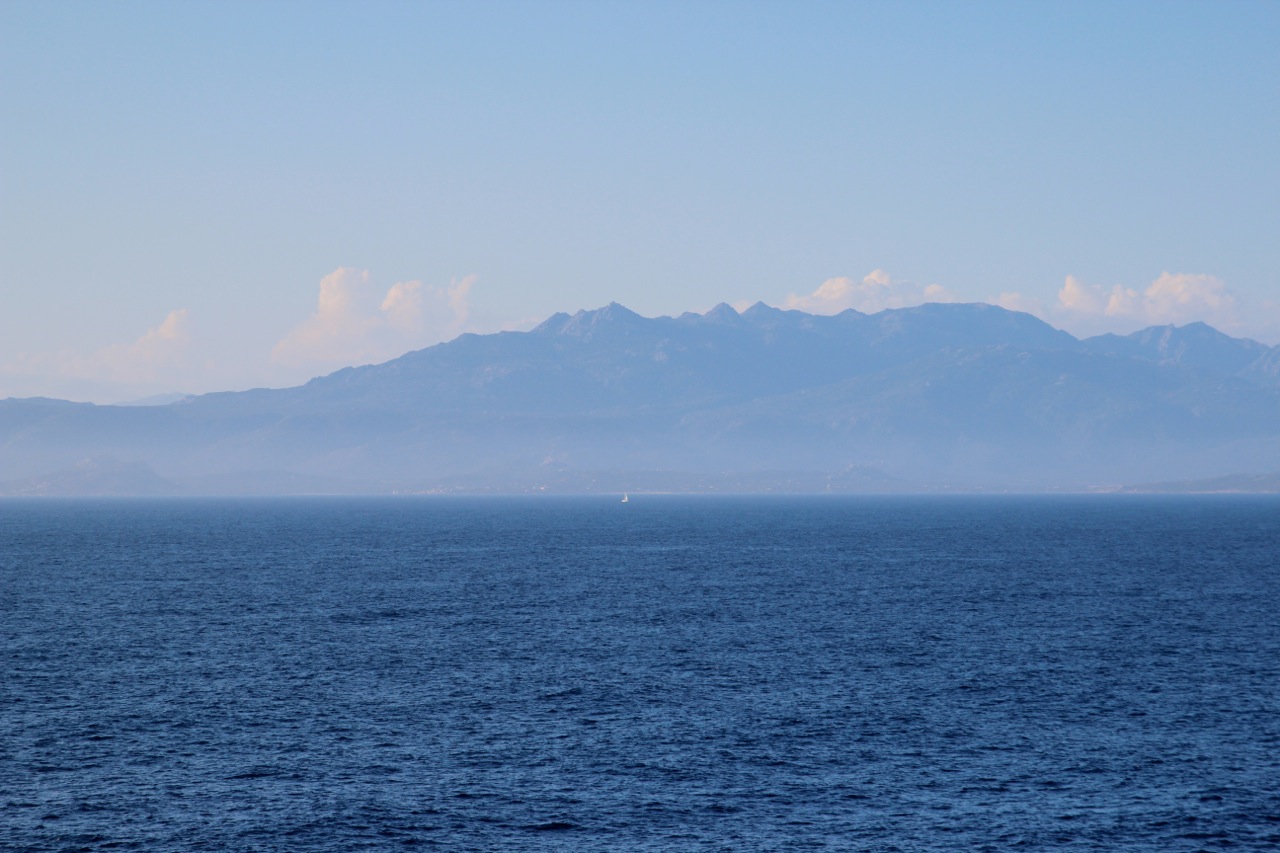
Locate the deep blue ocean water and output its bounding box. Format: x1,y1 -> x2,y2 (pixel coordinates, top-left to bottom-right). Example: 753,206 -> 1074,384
2,495 -> 1278,851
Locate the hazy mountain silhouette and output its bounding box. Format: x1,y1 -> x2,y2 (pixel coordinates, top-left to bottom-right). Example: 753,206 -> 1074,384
3,302 -> 1278,494
1079,322 -> 1269,375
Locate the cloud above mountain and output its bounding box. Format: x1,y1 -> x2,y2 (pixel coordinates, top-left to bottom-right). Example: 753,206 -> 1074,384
768,268 -> 1276,344
272,268 -> 476,368
1055,272 -> 1239,331
0,309 -> 194,401
783,270 -> 957,314
98,308 -> 192,380
984,271 -> 1280,342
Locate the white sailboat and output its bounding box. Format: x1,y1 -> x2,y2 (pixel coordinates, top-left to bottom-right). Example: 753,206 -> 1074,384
621,493 -> 629,503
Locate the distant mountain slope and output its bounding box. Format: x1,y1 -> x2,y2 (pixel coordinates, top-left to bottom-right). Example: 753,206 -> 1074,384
1240,345 -> 1280,386
0,456 -> 180,497
1080,322 -> 1269,375
2,302 -> 1278,492
1120,471 -> 1280,493
185,301 -> 1073,418
676,343 -> 1280,484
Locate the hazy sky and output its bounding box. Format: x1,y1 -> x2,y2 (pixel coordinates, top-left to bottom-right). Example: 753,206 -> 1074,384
2,0 -> 1277,402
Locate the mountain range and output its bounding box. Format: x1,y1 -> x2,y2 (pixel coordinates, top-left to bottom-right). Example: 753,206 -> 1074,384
3,301 -> 1279,494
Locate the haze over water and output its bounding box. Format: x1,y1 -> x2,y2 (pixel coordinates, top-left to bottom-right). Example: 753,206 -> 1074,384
3,496 -> 1278,850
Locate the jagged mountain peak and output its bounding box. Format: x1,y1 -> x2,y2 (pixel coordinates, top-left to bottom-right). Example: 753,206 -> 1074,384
740,301 -> 782,319
1129,321 -> 1242,345
702,302 -> 742,323
531,311 -> 573,333
538,302 -> 649,338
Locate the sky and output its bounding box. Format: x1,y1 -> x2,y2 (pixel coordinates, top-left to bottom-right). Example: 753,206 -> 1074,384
2,0 -> 1277,402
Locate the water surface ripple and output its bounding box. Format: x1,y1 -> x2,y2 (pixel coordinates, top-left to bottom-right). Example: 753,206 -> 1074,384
2,496 -> 1278,850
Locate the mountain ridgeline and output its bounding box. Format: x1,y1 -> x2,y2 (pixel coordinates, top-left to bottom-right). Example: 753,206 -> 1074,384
3,302 -> 1280,493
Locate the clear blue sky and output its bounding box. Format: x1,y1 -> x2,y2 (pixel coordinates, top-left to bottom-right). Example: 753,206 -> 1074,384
2,0 -> 1277,401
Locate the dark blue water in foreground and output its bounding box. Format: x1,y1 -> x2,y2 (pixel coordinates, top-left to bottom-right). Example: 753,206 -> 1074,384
2,496 -> 1278,851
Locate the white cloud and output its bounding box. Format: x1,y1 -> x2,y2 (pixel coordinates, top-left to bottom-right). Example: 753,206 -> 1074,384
1142,272 -> 1235,323
0,309 -> 195,402
272,268 -> 476,368
992,291 -> 1047,317
380,280 -> 425,333
1054,272 -> 1240,332
97,308 -> 192,381
1058,274 -> 1107,315
6,308 -> 192,385
782,270 -> 957,315
774,269 -> 1277,342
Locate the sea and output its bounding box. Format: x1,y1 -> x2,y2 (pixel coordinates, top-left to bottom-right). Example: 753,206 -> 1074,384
2,495 -> 1278,851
